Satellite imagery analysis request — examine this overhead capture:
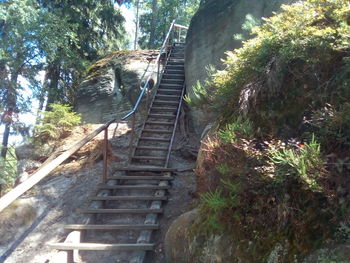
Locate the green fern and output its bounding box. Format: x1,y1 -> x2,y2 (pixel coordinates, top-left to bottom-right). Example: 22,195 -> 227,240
34,104 -> 81,143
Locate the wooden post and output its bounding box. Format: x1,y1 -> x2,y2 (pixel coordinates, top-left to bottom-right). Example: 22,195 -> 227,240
0,119 -> 114,213
128,114 -> 136,162
102,128 -> 108,184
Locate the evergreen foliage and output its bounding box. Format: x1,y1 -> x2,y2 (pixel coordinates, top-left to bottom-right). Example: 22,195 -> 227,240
193,0 -> 350,261
34,104 -> 81,143
0,146 -> 17,194
139,0 -> 200,48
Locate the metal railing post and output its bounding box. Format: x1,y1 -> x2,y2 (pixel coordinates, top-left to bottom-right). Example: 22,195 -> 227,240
128,114 -> 136,162
102,127 -> 108,183
146,85 -> 149,115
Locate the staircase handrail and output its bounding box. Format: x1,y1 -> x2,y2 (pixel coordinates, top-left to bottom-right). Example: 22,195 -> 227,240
121,20 -> 175,120
121,20 -> 188,121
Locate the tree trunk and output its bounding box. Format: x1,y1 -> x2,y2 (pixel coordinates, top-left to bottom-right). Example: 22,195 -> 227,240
35,67 -> 49,125
134,0 -> 140,50
0,71 -> 18,196
148,0 -> 158,49
45,60 -> 61,111
1,124 -> 10,159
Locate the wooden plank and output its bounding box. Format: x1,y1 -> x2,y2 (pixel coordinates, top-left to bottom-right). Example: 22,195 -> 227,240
64,224 -> 159,230
148,114 -> 176,118
136,146 -> 169,151
114,166 -> 177,172
51,179 -> 119,263
155,94 -> 181,98
107,176 -> 173,180
97,185 -> 170,190
145,121 -> 175,125
130,172 -> 172,263
152,100 -> 179,105
157,89 -> 182,93
159,83 -> 183,88
142,129 -> 172,134
49,243 -> 154,251
132,156 -> 166,161
78,208 -> 163,214
165,84 -> 185,167
139,137 -> 171,142
89,196 -> 168,201
0,119 -> 115,213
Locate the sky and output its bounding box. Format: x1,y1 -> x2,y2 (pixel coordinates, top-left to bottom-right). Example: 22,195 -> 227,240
120,4 -> 137,49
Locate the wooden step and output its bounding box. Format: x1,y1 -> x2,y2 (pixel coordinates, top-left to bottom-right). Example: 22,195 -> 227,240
161,79 -> 184,84
64,224 -> 159,230
89,196 -> 168,201
159,83 -> 183,88
142,129 -> 172,134
145,121 -> 175,125
167,61 -> 184,65
165,65 -> 183,70
97,185 -> 170,190
155,94 -> 181,99
139,137 -> 171,142
164,69 -> 184,75
153,100 -> 179,105
132,156 -> 166,161
108,175 -> 173,180
162,74 -> 184,79
148,113 -> 176,119
157,89 -> 182,94
151,106 -> 178,111
170,54 -> 184,58
48,243 -> 154,251
158,88 -> 182,92
78,208 -> 163,214
136,146 -> 169,151
114,167 -> 176,172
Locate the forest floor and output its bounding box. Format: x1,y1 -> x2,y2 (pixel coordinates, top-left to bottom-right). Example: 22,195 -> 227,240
0,114 -> 199,263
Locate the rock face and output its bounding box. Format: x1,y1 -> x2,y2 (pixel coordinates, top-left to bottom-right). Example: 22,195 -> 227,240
165,209 -> 235,263
185,0 -> 295,133
76,50 -> 158,123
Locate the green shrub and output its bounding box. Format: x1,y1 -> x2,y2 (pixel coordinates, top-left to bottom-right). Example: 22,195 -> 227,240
216,163 -> 231,175
0,146 -> 17,193
268,135 -> 324,190
203,0 -> 350,127
34,104 -> 81,142
218,116 -> 253,143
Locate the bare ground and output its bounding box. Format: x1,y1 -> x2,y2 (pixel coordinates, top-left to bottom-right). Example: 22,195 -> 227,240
0,116 -> 199,263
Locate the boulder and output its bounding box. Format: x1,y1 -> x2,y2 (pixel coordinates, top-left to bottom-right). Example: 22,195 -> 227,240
165,209 -> 198,263
185,0 -> 295,133
76,50 -> 158,123
15,143 -> 54,161
165,209 -> 235,263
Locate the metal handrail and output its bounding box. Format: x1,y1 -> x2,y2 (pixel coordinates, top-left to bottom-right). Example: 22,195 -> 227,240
121,19 -> 185,121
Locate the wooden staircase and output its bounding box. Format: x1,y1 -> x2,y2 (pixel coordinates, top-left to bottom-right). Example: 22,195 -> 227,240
130,42 -> 185,168
48,43 -> 186,263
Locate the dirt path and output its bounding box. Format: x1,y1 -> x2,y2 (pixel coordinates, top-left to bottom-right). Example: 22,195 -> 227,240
0,118 -> 199,263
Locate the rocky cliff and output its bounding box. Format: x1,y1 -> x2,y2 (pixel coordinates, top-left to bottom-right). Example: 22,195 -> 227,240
185,0 -> 295,133
76,50 -> 158,123
165,0 -> 350,262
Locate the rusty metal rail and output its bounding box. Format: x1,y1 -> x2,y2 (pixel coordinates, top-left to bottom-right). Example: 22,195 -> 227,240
121,21 -> 187,161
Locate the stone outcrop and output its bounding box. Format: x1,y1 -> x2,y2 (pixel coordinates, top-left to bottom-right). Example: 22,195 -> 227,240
76,50 -> 158,123
185,0 -> 295,133
165,209 -> 235,263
